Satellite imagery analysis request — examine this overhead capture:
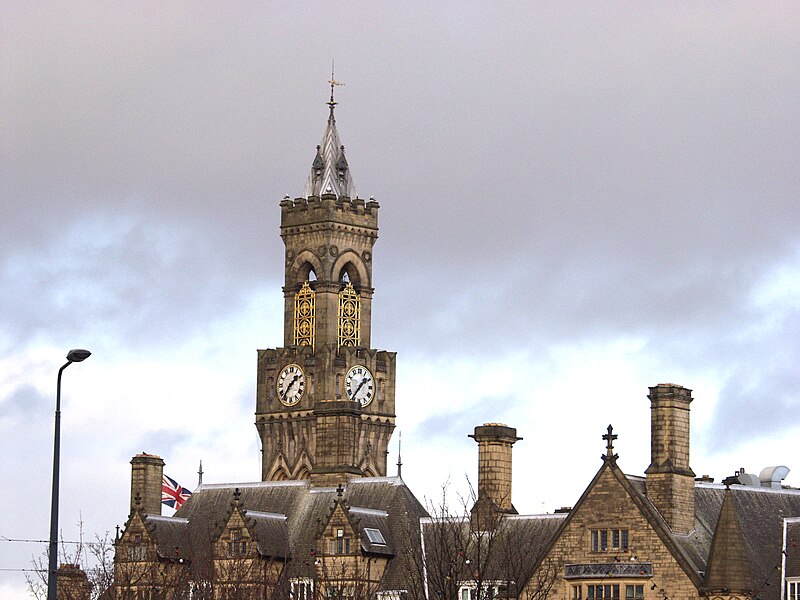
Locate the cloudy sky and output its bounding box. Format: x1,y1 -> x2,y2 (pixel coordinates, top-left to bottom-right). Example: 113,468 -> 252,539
2,3 -> 799,596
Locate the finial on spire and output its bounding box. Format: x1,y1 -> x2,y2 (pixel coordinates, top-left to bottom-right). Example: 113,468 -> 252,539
602,424 -> 619,461
396,431 -> 403,478
198,460 -> 203,486
327,60 -> 345,118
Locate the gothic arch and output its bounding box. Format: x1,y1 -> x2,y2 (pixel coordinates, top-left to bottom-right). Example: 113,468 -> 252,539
289,250 -> 323,286
331,251 -> 369,288
291,451 -> 313,480
267,453 -> 292,482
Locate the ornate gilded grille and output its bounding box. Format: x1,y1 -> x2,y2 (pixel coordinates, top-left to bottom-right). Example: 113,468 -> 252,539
294,281 -> 315,348
338,282 -> 360,347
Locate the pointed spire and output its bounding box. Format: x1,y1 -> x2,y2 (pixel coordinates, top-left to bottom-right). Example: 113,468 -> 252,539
198,460 -> 203,486
304,72 -> 355,198
396,431 -> 403,478
702,488 -> 754,595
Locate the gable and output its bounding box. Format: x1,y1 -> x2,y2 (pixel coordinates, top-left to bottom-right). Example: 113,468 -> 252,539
532,461 -> 699,600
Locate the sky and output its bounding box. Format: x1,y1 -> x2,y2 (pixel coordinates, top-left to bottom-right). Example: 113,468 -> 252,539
1,2 -> 799,597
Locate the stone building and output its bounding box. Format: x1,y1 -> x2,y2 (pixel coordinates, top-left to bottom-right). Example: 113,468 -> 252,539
114,92 -> 800,600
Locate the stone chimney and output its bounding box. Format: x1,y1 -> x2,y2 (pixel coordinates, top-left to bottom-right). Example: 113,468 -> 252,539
469,423 -> 521,523
645,384 -> 695,533
310,399 -> 364,486
57,563 -> 91,600
130,453 -> 165,515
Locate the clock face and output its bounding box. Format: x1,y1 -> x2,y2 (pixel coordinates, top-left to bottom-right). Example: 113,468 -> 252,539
276,364 -> 306,406
345,365 -> 374,407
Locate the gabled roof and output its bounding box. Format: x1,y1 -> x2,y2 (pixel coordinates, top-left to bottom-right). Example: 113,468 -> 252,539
244,510 -> 290,559
160,477 -> 428,588
623,475 -> 800,600
143,514 -> 189,561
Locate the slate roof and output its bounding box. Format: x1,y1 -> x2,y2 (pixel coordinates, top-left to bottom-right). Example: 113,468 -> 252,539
304,103 -> 356,199
786,520 -> 800,579
420,513 -> 565,595
625,475 -> 800,600
143,477 -> 428,589
143,515 -> 189,561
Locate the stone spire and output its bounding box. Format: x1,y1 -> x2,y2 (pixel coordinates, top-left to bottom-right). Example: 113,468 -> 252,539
304,79 -> 355,198
701,488 -> 754,596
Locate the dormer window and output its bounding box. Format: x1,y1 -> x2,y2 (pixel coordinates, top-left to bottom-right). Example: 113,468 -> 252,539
364,528 -> 386,545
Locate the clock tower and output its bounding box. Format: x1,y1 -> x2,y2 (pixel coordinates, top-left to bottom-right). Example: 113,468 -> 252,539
255,89 -> 396,485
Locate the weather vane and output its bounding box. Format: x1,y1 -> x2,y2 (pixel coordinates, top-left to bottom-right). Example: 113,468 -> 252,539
328,60 -> 345,113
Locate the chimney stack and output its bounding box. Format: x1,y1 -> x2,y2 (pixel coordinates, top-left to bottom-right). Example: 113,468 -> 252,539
310,399 -> 364,486
469,423 -> 521,523
130,453 -> 165,515
645,384 -> 695,533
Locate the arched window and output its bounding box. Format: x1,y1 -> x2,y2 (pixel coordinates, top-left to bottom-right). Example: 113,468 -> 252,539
338,282 -> 360,347
294,281 -> 315,348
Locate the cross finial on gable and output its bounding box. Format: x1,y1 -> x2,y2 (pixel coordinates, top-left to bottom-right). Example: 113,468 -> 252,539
336,483 -> 344,498
602,424 -> 619,462
233,487 -> 242,506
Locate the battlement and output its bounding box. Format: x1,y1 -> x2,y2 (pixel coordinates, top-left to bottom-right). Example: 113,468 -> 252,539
280,194 -> 379,230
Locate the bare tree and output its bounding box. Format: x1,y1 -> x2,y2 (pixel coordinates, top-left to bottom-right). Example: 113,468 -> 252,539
26,521 -> 114,600
402,482 -> 559,600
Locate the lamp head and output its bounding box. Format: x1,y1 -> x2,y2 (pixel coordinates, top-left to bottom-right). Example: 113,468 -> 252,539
66,349 -> 91,363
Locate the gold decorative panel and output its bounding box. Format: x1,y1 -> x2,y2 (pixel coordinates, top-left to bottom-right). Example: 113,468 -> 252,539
338,282 -> 360,347
294,281 -> 315,348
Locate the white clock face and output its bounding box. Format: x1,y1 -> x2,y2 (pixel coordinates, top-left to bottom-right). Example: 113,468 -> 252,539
345,365 -> 374,407
277,364 -> 305,406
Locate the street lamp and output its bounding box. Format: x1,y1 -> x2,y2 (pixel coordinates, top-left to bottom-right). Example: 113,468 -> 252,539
48,349 -> 91,600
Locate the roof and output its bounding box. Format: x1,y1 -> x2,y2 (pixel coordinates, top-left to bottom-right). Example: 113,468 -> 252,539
142,477 -> 428,588
625,476 -> 800,600
420,513 -> 565,597
304,104 -> 355,198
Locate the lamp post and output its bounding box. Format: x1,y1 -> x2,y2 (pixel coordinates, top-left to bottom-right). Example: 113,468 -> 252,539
47,349 -> 91,600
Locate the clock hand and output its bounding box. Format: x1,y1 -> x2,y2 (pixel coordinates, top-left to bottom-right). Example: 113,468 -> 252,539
351,376 -> 368,398
282,374 -> 300,402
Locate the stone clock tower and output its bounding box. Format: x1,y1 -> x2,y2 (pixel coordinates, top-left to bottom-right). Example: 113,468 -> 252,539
255,90 -> 396,485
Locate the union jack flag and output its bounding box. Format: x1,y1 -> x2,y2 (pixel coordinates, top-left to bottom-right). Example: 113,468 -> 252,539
162,474 -> 192,509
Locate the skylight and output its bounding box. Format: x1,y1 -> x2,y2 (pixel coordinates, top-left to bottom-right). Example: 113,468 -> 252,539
364,528 -> 386,545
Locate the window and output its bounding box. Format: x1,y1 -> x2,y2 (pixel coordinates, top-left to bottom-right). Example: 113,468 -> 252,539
127,533 -> 147,561
788,581 -> 800,600
294,281 -> 315,348
459,584 -> 503,600
364,527 -> 386,545
572,585 -> 583,600
226,528 -> 247,558
625,585 -> 644,600
587,585 -> 620,599
591,529 -> 629,552
330,528 -> 351,554
291,578 -> 314,600
337,282 -> 360,347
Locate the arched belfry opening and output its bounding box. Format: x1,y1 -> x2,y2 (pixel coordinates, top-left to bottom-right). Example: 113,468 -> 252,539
297,262 -> 317,284
294,280 -> 315,348
338,278 -> 361,348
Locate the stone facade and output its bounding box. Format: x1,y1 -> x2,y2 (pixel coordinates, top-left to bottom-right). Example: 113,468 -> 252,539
254,109 -> 396,483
